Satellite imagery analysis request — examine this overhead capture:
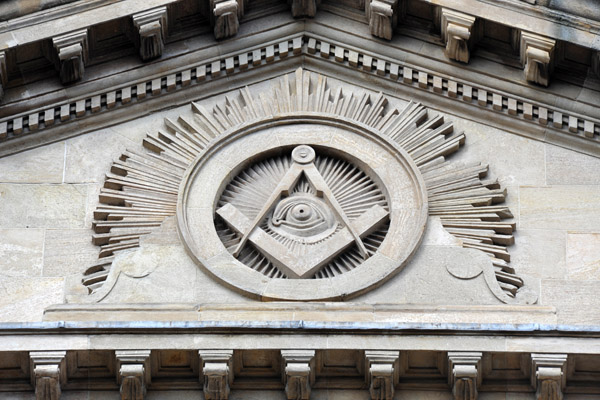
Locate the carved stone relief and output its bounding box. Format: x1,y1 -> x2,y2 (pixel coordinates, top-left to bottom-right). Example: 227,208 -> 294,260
116,350 -> 151,400
199,350 -> 234,400
84,68 -> 537,304
365,351 -> 399,400
531,354 -> 567,400
448,352 -> 482,400
520,31 -> 556,87
30,351 -> 66,400
281,350 -> 315,400
210,0 -> 245,40
366,0 -> 398,40
289,0 -> 320,18
215,145 -> 390,279
440,9 -> 476,64
51,30 -> 88,84
132,7 -> 167,61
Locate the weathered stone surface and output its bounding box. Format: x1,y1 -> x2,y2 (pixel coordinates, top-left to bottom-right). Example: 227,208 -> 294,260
566,233 -> 600,281
357,245 -> 501,305
545,144 -> 600,185
441,9 -> 476,64
0,277 -> 63,322
0,184 -> 88,229
52,29 -> 88,84
0,143 -> 64,183
0,228 -> 44,277
510,229 -> 566,279
99,244 -> 196,304
520,186 -> 600,230
366,0 -> 398,40
108,106 -> 189,145
449,119 -> 545,186
541,280 -> 600,325
520,31 -> 555,87
42,229 -> 98,277
64,128 -> 135,184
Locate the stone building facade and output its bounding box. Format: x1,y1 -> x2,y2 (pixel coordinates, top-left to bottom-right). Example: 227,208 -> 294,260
0,0 -> 599,398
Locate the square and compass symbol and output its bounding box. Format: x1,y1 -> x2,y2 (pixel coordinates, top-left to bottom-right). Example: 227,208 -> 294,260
216,145 -> 390,279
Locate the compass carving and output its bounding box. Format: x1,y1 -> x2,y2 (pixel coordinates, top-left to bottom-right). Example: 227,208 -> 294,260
215,145 -> 389,279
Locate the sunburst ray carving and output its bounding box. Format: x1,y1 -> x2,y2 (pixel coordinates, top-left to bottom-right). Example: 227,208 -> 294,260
84,68 -> 523,300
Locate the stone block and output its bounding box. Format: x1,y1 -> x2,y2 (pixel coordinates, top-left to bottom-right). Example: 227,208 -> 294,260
448,118 -> 545,186
566,232 -> 600,281
97,243 -> 197,304
108,105 -> 189,145
43,229 -> 98,277
356,245 -> 500,306
64,128 -> 135,184
0,184 -> 88,229
421,216 -> 462,246
0,229 -> 44,277
541,280 -> 600,325
0,142 -> 64,183
545,144 -> 600,185
520,186 -> 600,231
0,277 -> 64,322
510,229 -> 566,279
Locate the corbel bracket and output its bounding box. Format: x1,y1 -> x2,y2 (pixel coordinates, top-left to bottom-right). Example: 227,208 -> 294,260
448,352 -> 482,400
289,0 -> 320,18
441,9 -> 476,63
116,350 -> 151,400
132,7 -> 168,61
281,350 -> 315,400
365,351 -> 399,400
30,351 -> 67,400
52,29 -> 89,84
531,354 -> 567,400
199,350 -> 234,400
520,31 -> 556,87
366,0 -> 399,40
210,0 -> 244,40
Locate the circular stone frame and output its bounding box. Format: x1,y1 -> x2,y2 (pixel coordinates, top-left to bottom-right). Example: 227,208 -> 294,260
177,114 -> 428,301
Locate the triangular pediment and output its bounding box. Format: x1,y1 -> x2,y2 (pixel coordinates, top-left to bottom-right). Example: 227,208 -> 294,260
27,66 -> 560,326
0,2 -> 598,327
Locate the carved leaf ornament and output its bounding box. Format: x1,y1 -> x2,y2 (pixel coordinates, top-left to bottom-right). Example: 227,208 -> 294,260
85,68 -> 533,302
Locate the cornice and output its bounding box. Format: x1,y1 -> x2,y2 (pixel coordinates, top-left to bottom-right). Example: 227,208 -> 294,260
0,0 -> 115,34
2,320 -> 600,352
0,22 -> 598,158
423,0 -> 600,48
0,0 -> 180,47
1,0 -> 597,51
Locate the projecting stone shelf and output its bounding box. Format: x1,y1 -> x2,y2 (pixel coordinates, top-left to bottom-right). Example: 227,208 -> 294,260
42,302 -> 557,326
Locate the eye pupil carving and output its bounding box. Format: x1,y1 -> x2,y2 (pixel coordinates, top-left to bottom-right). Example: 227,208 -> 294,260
268,195 -> 337,243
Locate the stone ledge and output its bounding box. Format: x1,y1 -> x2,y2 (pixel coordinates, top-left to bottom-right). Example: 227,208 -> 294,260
42,302 -> 557,326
